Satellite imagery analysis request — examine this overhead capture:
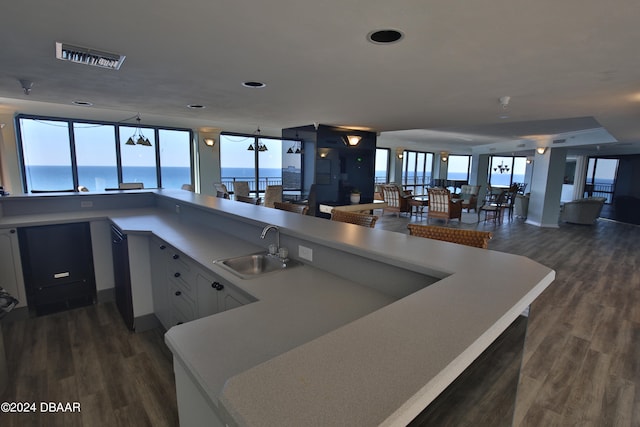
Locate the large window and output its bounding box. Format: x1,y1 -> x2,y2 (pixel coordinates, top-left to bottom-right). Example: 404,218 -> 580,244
402,150 -> 433,195
488,156 -> 526,188
219,133 -> 302,197
446,155 -> 471,182
585,157 -> 618,203
17,115 -> 193,192
375,148 -> 389,184
74,123 -> 119,191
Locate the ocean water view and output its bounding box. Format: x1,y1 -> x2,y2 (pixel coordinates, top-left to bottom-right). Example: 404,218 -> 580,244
25,165 -> 191,192
24,166 -> 293,193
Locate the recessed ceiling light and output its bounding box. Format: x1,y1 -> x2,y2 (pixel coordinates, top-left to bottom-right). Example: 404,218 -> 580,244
242,81 -> 266,88
187,104 -> 206,109
367,29 -> 404,45
72,100 -> 93,106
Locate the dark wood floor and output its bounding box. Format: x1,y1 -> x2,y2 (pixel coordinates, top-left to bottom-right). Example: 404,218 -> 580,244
0,302 -> 178,427
1,211 -> 638,426
378,210 -> 640,426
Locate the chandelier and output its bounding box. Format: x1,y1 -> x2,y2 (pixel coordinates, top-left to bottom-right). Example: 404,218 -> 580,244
493,161 -> 510,174
247,127 -> 268,151
286,140 -> 302,154
125,115 -> 152,146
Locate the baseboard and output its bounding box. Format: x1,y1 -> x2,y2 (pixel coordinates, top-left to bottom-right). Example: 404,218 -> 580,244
97,287 -> 115,303
525,219 -> 559,228
134,313 -> 161,332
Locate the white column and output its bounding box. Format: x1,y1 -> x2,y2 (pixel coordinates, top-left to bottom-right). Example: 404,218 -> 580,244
526,148 -> 567,227
572,155 -> 588,200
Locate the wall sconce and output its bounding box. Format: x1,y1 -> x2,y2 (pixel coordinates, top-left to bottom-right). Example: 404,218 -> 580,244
396,148 -> 404,159
526,157 -> 533,164
318,148 -> 330,158
536,147 -> 547,155
344,135 -> 362,146
440,151 -> 449,162
203,137 -> 215,147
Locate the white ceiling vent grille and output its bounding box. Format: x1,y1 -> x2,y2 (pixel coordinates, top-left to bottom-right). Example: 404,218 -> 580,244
55,42 -> 125,70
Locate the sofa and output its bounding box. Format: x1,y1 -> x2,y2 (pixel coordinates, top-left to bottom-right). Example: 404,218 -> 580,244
559,197 -> 606,224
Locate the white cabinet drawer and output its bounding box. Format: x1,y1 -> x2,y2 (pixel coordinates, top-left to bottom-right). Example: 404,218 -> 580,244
169,282 -> 197,326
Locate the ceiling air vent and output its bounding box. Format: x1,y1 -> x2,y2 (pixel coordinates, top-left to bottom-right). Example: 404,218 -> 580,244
55,42 -> 125,70
552,138 -> 567,144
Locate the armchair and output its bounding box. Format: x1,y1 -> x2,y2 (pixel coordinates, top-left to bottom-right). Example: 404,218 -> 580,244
380,184 -> 412,217
452,184 -> 480,212
426,187 -> 462,223
560,197 -> 606,224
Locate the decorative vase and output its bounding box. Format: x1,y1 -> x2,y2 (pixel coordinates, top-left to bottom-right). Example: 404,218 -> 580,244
350,193 -> 361,204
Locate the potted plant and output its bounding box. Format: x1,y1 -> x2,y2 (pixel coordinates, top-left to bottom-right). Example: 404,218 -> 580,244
350,188 -> 361,204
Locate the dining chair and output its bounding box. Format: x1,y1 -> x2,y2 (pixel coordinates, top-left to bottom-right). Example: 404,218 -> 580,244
407,224 -> 492,249
330,209 -> 378,228
477,189 -> 509,224
234,181 -> 250,197
263,185 -> 283,208
274,201 -> 309,215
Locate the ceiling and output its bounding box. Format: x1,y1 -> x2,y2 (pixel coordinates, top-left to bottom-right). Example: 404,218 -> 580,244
1,0 -> 640,157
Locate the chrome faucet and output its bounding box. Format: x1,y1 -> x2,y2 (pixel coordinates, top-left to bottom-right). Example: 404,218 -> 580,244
260,224 -> 280,252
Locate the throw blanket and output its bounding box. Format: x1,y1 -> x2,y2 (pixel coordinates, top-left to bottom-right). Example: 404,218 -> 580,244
0,287 -> 18,319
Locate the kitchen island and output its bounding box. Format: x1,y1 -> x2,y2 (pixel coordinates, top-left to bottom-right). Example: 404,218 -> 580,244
0,190 -> 555,426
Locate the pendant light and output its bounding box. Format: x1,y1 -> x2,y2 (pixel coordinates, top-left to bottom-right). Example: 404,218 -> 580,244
125,115 -> 152,146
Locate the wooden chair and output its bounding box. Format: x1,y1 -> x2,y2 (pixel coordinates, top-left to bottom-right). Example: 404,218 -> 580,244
477,189 -> 508,224
236,195 -> 260,204
274,201 -> 309,215
503,183 -> 520,221
407,224 -> 492,249
263,185 -> 283,208
427,187 -> 462,224
452,184 -> 480,212
380,184 -> 411,217
233,181 -> 250,197
330,209 -> 378,228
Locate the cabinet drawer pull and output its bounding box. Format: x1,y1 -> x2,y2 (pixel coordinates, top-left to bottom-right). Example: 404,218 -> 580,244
212,282 -> 224,291
159,245 -> 166,250
172,254 -> 180,260
174,272 -> 181,278
175,290 -> 182,296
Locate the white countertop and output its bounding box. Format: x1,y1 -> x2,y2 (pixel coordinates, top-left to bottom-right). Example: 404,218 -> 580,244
0,190 -> 555,426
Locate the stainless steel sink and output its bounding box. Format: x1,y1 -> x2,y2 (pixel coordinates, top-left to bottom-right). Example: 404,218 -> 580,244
215,253 -> 300,278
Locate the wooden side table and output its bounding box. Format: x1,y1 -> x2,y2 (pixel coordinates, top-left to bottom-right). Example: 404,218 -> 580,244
409,196 -> 429,218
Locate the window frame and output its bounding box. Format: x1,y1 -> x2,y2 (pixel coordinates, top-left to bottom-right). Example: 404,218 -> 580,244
402,149 -> 434,195
15,114 -> 193,193
219,132 -> 303,196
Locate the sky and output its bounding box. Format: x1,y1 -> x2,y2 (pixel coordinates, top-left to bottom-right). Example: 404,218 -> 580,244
20,118 -> 191,167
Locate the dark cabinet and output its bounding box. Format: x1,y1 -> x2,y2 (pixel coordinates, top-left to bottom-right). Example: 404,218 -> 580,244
18,222 -> 96,315
111,225 -> 134,330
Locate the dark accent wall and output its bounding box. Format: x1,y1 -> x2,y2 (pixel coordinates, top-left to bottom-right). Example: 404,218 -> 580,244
283,125 -> 376,212
611,154 -> 640,224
